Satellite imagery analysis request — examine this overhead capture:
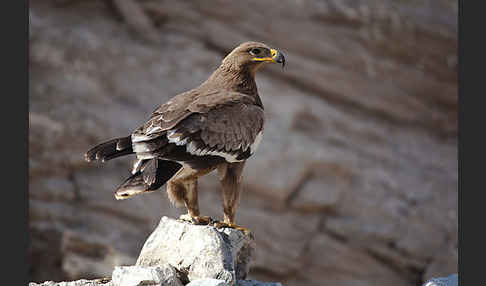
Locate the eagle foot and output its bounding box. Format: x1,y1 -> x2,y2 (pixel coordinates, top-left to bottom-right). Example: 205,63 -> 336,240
178,214 -> 214,225
213,221 -> 252,236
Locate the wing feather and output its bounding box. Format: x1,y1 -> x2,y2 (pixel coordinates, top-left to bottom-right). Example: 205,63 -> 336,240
130,89 -> 264,163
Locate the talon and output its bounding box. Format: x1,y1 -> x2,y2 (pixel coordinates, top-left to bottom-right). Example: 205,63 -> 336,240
213,221 -> 252,236
179,214 -> 214,225
179,214 -> 193,222
193,215 -> 213,225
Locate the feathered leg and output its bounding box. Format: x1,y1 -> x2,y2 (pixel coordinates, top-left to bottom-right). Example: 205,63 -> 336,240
167,164 -> 215,225
214,162 -> 250,234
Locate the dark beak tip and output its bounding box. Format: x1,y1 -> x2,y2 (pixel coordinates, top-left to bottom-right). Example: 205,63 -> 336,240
280,56 -> 285,69
276,51 -> 286,69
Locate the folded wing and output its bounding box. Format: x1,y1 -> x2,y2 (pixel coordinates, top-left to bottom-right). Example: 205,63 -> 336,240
131,90 -> 265,164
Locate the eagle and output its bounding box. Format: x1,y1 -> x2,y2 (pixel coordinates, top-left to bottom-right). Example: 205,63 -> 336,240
85,41 -> 285,232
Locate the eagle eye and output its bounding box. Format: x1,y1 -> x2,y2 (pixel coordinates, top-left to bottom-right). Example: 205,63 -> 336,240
249,48 -> 262,56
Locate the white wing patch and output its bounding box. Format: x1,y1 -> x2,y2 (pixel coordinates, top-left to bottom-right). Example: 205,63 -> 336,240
131,159 -> 144,174
132,133 -> 157,143
166,128 -> 256,163
186,141 -> 242,163
250,131 -> 263,155
166,130 -> 189,146
133,129 -> 263,163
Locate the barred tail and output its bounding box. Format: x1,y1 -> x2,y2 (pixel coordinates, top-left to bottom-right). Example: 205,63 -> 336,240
114,159 -> 182,200
85,136 -> 133,163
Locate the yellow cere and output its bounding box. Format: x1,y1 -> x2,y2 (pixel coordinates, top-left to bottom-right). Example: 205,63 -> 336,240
270,49 -> 278,58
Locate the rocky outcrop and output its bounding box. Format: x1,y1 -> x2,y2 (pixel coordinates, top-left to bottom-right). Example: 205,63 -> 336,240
30,218 -> 280,286
136,217 -> 254,284
29,1 -> 457,285
186,279 -> 281,286
111,265 -> 182,286
30,276 -> 281,286
29,279 -> 112,286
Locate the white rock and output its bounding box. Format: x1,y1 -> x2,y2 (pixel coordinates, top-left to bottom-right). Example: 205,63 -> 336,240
136,216 -> 255,285
111,265 -> 182,286
186,278 -> 228,286
29,279 -> 113,286
186,279 -> 282,286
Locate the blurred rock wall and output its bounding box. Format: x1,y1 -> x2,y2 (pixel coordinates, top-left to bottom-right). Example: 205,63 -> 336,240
29,1 -> 457,285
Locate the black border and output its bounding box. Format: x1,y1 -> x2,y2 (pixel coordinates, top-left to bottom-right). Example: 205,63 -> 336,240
459,1 -> 480,285
4,0 -> 30,284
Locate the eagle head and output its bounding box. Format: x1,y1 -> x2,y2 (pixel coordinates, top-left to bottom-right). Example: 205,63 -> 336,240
221,41 -> 285,74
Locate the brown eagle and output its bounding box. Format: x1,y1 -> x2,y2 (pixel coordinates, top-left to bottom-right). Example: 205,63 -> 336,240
85,41 -> 285,231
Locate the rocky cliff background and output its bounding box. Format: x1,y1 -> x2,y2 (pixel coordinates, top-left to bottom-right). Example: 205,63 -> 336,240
29,0 -> 458,285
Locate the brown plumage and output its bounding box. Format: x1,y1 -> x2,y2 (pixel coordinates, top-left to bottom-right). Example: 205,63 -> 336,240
85,41 -> 285,229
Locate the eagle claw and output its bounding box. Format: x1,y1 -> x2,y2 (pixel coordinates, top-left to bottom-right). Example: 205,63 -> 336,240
179,214 -> 214,225
213,221 -> 252,237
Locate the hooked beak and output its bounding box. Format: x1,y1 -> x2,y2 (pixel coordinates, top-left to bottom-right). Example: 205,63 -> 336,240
252,48 -> 286,68
270,49 -> 285,68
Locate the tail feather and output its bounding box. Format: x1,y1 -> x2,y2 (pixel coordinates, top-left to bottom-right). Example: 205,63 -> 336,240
85,136 -> 133,162
115,159 -> 182,200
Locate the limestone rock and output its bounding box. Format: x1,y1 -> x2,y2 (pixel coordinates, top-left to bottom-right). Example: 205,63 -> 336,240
111,265 -> 183,286
30,266 -> 283,286
136,217 -> 255,285
186,279 -> 282,286
29,279 -> 113,286
186,279 -> 227,286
